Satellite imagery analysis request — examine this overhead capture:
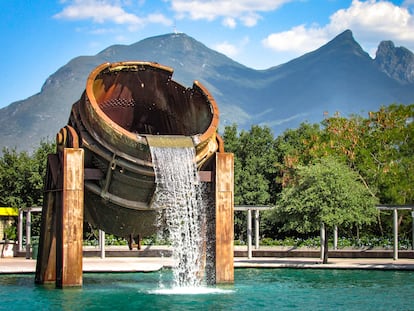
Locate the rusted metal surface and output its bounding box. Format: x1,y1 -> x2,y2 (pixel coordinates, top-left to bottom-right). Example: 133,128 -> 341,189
65,61 -> 220,238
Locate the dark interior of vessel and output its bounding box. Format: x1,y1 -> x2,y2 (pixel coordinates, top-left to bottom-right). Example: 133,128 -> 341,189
94,66 -> 213,136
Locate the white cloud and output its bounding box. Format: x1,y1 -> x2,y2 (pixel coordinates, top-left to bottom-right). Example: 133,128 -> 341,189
329,0 -> 414,40
214,41 -> 239,57
54,0 -> 142,24
213,36 -> 250,58
263,25 -> 327,53
170,0 -> 292,27
262,112 -> 308,127
146,13 -> 173,26
262,0 -> 414,57
240,12 -> 261,27
54,0 -> 172,28
223,17 -> 237,28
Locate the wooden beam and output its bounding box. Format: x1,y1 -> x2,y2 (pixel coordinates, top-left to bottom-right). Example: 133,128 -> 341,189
35,154 -> 59,284
56,148 -> 84,288
215,152 -> 234,284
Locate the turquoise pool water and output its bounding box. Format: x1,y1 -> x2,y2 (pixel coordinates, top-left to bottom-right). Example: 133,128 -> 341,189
0,269 -> 413,310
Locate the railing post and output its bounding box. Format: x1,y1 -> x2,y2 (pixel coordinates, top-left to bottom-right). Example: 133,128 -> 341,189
411,210 -> 414,251
18,209 -> 23,252
393,208 -> 398,260
320,223 -> 325,261
247,209 -> 252,259
25,210 -> 31,259
255,210 -> 260,249
99,229 -> 105,259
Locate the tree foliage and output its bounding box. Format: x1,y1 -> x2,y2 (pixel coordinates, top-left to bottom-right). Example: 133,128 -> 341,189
323,104 -> 414,204
0,103 -> 411,244
273,122 -> 324,188
223,124 -> 279,239
0,141 -> 55,208
224,104 -> 412,241
223,124 -> 278,206
274,157 -> 378,234
0,141 -> 55,236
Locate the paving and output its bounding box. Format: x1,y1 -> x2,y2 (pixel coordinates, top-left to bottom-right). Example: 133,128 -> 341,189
2,245 -> 414,274
0,257 -> 175,274
234,257 -> 414,270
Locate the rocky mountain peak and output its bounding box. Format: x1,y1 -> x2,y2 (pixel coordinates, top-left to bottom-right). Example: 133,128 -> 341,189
374,40 -> 414,84
321,29 -> 368,57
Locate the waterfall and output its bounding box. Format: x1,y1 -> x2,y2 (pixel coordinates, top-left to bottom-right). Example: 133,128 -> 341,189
149,145 -> 207,287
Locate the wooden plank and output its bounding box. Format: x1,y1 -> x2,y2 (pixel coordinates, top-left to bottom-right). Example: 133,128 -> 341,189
44,236 -> 57,283
215,152 -> 234,283
35,154 -> 59,284
35,190 -> 57,284
57,148 -> 84,288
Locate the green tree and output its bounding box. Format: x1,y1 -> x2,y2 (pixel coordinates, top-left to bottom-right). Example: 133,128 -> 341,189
0,148 -> 36,207
0,141 -> 55,208
274,122 -> 324,188
0,140 -> 55,235
223,124 -> 278,240
323,105 -> 414,237
364,104 -> 414,205
274,157 -> 378,263
323,104 -> 414,204
236,125 -> 277,205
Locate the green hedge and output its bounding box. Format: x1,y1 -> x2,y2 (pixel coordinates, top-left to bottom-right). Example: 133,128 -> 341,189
236,236 -> 412,249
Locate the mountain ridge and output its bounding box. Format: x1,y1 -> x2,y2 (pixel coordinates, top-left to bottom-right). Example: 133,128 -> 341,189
1,30 -> 413,152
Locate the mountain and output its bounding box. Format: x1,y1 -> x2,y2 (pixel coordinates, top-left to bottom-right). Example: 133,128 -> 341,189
1,30 -> 414,152
251,30 -> 414,127
374,40 -> 414,83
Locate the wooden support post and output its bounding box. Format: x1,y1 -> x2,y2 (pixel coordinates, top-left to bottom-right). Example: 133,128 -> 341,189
35,155 -> 59,285
36,150 -> 84,287
215,152 -> 234,284
35,190 -> 58,284
56,148 -> 84,288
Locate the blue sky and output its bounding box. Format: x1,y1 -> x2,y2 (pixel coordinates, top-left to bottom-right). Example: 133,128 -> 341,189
1,0 -> 413,108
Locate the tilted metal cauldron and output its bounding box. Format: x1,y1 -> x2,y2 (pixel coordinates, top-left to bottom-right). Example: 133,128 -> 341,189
64,61 -> 220,238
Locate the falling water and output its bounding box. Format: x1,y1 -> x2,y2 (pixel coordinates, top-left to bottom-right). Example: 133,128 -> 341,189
149,145 -> 207,288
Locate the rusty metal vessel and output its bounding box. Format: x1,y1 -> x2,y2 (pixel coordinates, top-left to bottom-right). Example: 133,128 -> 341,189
65,61 -> 220,238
